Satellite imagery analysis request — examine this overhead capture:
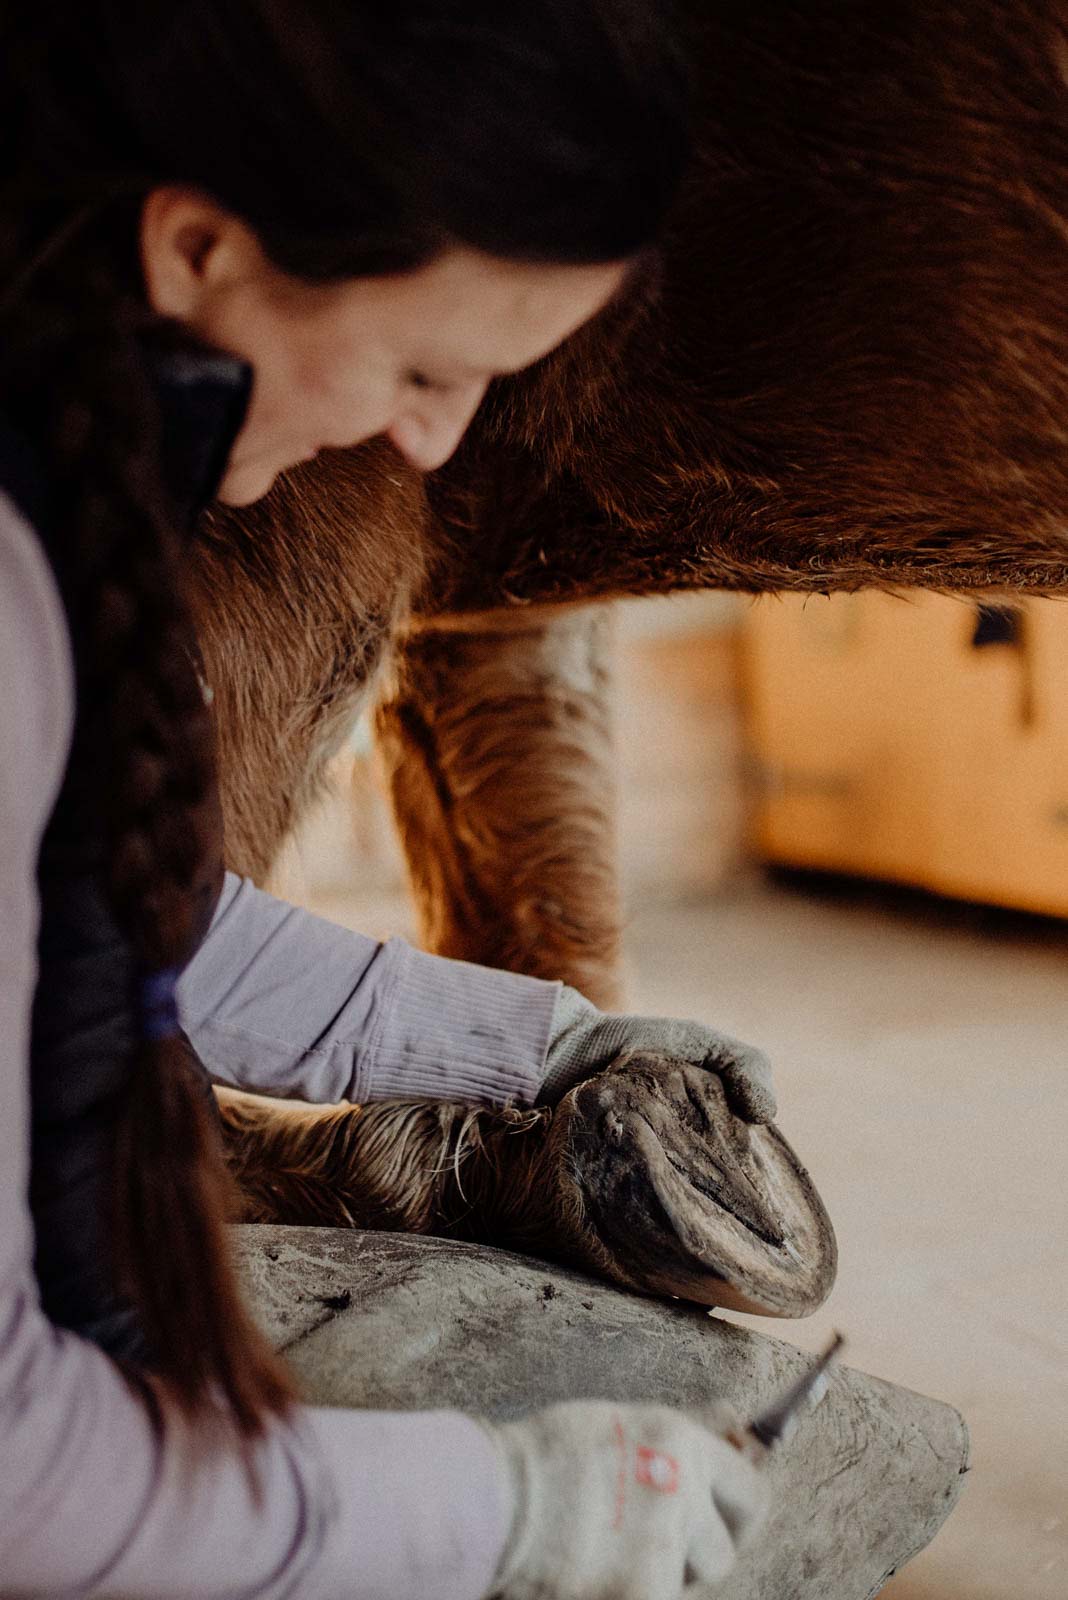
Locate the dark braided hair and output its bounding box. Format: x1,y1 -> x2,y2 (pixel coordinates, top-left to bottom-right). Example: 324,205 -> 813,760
0,0 -> 693,1438
1,205 -> 298,1438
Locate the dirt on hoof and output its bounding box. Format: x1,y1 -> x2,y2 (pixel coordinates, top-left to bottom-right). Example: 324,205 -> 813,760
554,1052 -> 837,1316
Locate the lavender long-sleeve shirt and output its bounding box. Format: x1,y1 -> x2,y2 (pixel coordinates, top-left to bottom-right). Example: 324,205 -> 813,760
0,490 -> 560,1598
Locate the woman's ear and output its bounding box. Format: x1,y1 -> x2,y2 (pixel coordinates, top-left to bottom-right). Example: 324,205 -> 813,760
139,186 -> 262,321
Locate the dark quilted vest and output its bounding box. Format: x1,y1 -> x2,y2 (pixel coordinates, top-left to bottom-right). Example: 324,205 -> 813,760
0,348 -> 251,1363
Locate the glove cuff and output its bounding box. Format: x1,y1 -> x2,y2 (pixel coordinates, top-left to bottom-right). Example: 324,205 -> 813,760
537,985 -> 613,1104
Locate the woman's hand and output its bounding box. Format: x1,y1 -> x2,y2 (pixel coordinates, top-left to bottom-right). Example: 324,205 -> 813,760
539,986 -> 776,1123
482,1399 -> 769,1600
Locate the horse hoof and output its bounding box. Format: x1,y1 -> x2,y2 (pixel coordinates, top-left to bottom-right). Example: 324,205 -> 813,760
552,1051 -> 836,1317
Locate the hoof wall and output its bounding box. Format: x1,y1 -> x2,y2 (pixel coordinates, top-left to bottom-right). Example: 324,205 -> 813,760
555,1053 -> 837,1316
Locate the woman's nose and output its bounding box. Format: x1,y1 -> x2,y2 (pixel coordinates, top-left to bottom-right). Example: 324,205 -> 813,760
386,381 -> 488,472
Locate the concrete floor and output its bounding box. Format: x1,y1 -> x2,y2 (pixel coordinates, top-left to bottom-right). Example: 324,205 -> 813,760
621,873 -> 1068,1600
311,869 -> 1067,1599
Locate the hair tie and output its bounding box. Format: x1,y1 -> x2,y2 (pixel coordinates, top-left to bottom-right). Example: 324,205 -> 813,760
137,966 -> 182,1043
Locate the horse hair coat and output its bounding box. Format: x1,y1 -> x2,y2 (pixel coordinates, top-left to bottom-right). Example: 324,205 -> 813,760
189,1 -> 1068,1261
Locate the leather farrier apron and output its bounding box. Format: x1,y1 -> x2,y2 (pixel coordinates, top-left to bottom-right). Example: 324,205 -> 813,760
0,346 -> 252,1363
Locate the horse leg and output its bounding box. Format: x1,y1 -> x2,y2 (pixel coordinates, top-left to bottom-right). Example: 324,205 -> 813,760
373,601 -> 623,1007
216,1051 -> 835,1320
190,440 -> 429,883
216,1085 -> 576,1264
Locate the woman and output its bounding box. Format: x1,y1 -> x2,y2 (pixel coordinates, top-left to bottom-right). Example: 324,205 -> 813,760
0,4 -> 771,1595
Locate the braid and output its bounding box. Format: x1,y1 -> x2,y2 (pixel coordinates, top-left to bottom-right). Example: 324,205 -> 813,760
1,205 -> 295,1440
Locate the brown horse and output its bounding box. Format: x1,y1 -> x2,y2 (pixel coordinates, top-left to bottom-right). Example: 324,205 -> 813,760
189,1 -> 1068,1310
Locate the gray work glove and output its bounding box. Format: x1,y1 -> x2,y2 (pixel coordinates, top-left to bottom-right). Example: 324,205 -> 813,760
481,1399 -> 769,1600
539,985 -> 776,1123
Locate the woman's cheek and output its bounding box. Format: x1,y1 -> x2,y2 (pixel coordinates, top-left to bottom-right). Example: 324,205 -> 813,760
320,389 -> 398,453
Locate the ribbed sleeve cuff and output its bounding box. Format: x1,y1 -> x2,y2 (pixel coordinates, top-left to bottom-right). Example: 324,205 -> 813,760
364,940 -> 560,1109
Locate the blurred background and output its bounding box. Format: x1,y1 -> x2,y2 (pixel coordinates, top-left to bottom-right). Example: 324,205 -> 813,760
276,590 -> 1067,1600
